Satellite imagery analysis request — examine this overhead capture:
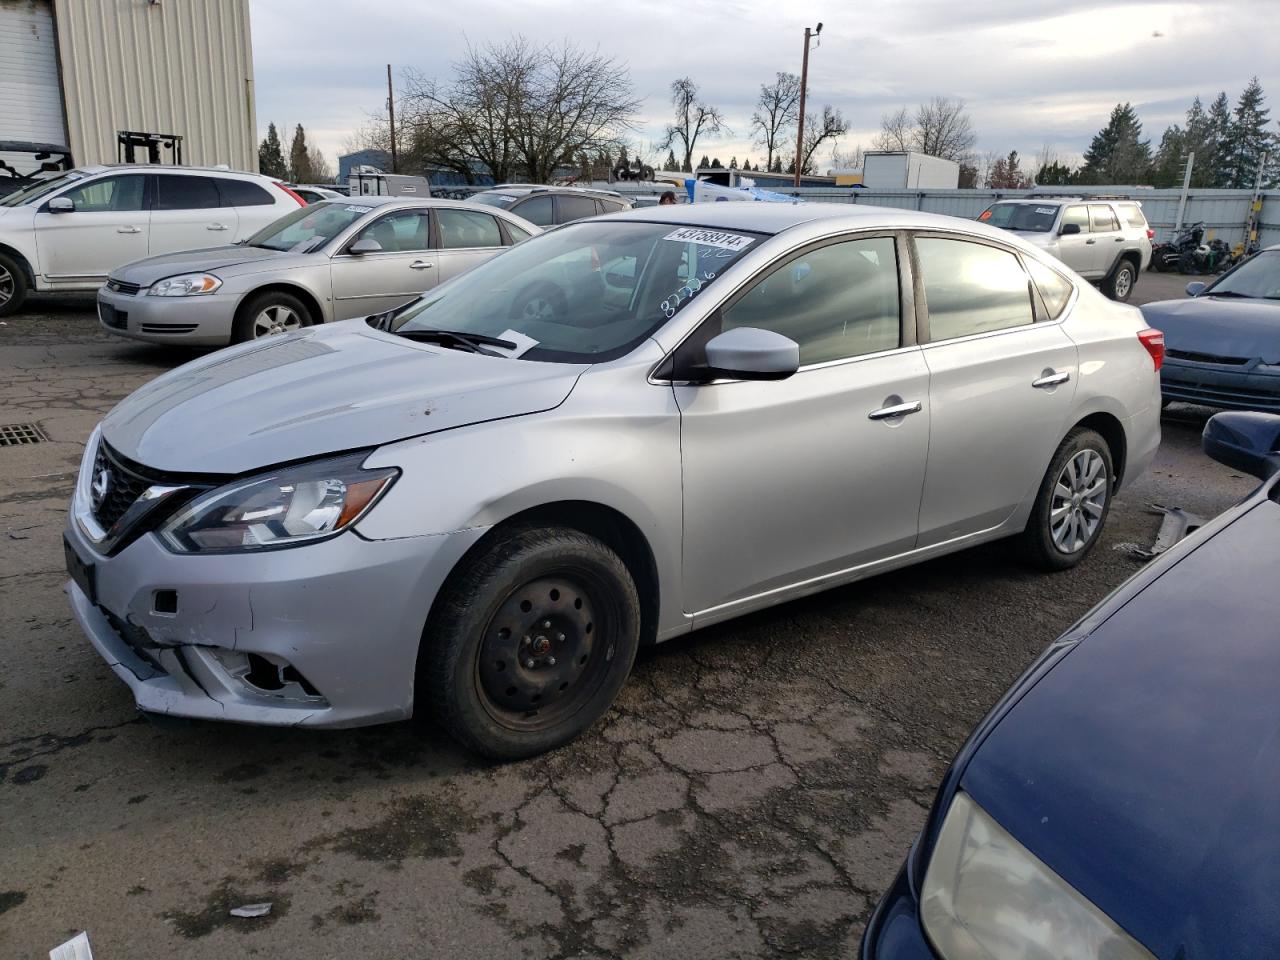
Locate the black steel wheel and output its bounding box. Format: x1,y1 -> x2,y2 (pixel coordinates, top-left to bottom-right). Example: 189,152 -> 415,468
419,525 -> 640,760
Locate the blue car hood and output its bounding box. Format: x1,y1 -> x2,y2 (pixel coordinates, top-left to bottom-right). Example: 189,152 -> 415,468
1141,296 -> 1280,362
961,496 -> 1280,960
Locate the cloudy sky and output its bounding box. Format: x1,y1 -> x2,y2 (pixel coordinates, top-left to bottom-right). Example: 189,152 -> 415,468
250,0 -> 1279,173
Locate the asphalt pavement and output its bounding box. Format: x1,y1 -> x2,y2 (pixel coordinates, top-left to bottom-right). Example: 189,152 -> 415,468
0,270 -> 1254,959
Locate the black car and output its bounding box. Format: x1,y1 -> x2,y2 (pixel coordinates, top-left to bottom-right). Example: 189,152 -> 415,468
468,185 -> 632,227
863,410 -> 1280,960
1142,245 -> 1280,411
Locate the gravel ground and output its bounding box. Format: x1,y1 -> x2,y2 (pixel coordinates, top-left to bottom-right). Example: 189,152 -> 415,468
0,270 -> 1253,958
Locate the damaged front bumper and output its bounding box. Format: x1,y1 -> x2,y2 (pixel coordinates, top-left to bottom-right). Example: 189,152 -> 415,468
64,518 -> 487,728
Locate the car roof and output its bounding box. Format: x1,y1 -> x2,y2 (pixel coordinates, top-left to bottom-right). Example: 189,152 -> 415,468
313,196 -> 536,219
478,186 -> 628,200
74,163 -> 277,180
593,200 -> 1018,238
994,196 -> 1137,206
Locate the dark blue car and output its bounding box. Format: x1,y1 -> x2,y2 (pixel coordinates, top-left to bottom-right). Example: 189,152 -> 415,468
1142,246 -> 1280,411
863,410 -> 1280,960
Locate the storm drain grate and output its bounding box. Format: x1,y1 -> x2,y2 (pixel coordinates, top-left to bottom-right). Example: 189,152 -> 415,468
0,423 -> 48,446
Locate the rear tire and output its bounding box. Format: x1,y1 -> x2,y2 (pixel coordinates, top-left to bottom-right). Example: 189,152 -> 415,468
0,252 -> 29,317
231,290 -> 312,343
1103,260 -> 1136,301
419,525 -> 640,760
1021,428 -> 1114,571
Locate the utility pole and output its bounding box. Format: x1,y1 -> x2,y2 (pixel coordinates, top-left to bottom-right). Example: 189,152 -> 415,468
387,63 -> 398,174
1173,151 -> 1194,232
793,22 -> 822,188
1243,150 -> 1268,253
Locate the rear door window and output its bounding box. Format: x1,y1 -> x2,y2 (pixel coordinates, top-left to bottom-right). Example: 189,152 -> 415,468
155,175 -> 221,210
558,195 -> 597,223
1089,205 -> 1120,233
437,209 -> 503,249
916,236 -> 1035,340
512,194 -> 554,226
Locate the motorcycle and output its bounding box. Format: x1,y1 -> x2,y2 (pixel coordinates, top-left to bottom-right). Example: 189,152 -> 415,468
1150,222 -> 1204,272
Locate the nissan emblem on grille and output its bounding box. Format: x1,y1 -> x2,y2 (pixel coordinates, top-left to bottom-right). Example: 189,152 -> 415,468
91,463 -> 112,511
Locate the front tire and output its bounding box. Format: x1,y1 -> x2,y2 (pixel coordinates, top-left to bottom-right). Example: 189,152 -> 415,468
1021,428 -> 1114,571
1103,260 -> 1136,301
419,525 -> 640,760
231,290 -> 312,343
0,252 -> 29,317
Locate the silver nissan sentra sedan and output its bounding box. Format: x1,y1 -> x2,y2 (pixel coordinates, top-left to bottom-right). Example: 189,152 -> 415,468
96,196 -> 538,346
65,202 -> 1163,759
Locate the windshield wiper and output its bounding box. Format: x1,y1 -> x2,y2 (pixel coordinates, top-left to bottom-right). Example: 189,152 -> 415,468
396,328 -> 516,356
1207,290 -> 1253,298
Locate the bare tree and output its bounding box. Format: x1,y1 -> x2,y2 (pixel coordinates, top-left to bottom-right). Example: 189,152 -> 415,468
750,72 -> 801,171
873,97 -> 977,163
830,141 -> 866,171
873,106 -> 912,151
800,105 -> 849,174
1035,143 -> 1058,172
398,38 -> 639,184
307,146 -> 333,182
660,77 -> 727,173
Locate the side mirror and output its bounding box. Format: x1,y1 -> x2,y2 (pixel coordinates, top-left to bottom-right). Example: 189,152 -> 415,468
1186,281 -> 1206,297
47,196 -> 74,213
1059,222 -> 1081,236
701,327 -> 799,382
1202,411 -> 1280,480
348,237 -> 382,255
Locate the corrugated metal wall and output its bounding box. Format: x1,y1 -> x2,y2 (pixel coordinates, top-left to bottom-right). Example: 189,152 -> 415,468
53,0 -> 256,170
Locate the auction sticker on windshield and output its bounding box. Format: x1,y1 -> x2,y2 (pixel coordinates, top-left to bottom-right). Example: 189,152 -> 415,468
662,227 -> 756,252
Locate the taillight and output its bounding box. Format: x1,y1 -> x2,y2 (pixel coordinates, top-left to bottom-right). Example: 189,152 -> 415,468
1138,329 -> 1164,371
279,184 -> 307,206
1146,228 -> 1155,240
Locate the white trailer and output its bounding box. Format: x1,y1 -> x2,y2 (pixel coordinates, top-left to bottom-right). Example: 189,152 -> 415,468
862,151 -> 960,189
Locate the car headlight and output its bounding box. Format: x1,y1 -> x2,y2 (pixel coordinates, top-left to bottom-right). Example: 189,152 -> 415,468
921,793 -> 1155,960
148,273 -> 222,297
159,453 -> 398,553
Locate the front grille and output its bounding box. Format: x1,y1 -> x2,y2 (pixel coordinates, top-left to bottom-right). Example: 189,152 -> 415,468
140,323 -> 199,334
1164,383 -> 1280,411
90,442 -> 162,531
1166,349 -> 1250,366
106,278 -> 142,296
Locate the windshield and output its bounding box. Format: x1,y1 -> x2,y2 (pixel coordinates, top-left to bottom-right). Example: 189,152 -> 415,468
979,202 -> 1058,233
245,201 -> 375,251
393,220 -> 763,363
1208,250 -> 1280,299
0,170 -> 85,207
470,192 -> 518,208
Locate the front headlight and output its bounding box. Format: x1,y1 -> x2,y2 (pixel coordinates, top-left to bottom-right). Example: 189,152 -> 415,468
148,273 -> 222,297
921,793 -> 1155,960
159,453 -> 398,553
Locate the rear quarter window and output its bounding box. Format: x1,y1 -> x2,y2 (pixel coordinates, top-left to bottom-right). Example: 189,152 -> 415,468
1025,257 -> 1074,319
217,178 -> 275,206
1116,203 -> 1148,229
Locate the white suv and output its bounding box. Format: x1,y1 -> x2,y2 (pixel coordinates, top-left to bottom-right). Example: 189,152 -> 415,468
0,165 -> 303,315
980,197 -> 1153,302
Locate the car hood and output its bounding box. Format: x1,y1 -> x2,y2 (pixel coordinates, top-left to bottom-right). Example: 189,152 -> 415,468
100,320 -> 585,474
1141,296 -> 1280,362
109,245 -> 294,286
961,496 -> 1280,960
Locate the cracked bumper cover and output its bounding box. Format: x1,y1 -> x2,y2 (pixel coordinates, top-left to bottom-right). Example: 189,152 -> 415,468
65,518 -> 488,728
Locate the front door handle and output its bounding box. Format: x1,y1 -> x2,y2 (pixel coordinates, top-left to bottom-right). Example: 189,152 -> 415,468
1032,370 -> 1071,389
206,223 -> 228,231
1085,238 -> 1096,245
1115,236 -> 1125,242
409,260 -> 433,270
868,400 -> 923,421
116,226 -> 141,234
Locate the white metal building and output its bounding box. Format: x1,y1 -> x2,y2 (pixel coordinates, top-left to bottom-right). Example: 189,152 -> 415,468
0,0 -> 256,170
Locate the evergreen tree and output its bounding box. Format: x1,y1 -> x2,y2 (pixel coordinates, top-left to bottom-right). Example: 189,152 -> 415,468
1035,160 -> 1076,186
257,122 -> 287,179
288,124 -> 314,183
1207,92 -> 1234,186
729,156 -> 738,170
698,154 -> 711,169
1079,103 -> 1152,184
617,144 -> 630,171
1151,125 -> 1187,188
742,160 -> 752,172
663,148 -> 678,172
1222,77 -> 1274,188
710,157 -> 723,168
1182,96 -> 1217,187
771,156 -> 784,173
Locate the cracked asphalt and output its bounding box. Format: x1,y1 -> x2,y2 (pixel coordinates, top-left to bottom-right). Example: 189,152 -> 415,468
0,274 -> 1256,959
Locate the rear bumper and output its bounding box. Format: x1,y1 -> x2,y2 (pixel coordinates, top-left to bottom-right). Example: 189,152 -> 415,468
1161,359 -> 1280,412
97,286 -> 238,346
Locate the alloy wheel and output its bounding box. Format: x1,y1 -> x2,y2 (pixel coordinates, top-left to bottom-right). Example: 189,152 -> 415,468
1114,267 -> 1132,299
1049,449 -> 1108,553
0,265 -> 12,307
251,304 -> 301,338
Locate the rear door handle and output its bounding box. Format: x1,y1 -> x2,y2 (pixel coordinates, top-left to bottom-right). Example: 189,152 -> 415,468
868,400 -> 922,421
409,260 -> 433,270
1085,238 -> 1096,245
206,223 -> 228,231
1115,236 -> 1125,242
1032,371 -> 1071,389
116,226 -> 141,234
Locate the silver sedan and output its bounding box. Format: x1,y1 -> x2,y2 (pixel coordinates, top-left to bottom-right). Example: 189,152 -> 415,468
66,203 -> 1162,759
95,196 -> 539,345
